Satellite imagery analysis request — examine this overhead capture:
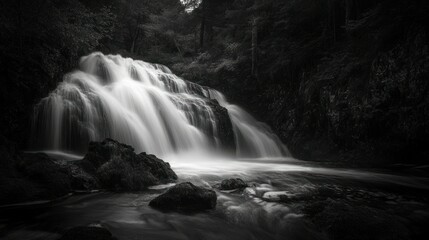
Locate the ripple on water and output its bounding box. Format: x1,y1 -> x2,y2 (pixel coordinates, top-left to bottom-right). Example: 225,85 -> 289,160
1,159 -> 429,240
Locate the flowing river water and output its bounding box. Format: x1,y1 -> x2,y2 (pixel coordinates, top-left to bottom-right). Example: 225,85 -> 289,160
1,156 -> 429,240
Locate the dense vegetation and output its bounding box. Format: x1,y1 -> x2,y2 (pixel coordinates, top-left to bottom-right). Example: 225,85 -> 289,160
1,0 -> 428,166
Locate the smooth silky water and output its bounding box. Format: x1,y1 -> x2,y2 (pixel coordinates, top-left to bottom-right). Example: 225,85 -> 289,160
2,53 -> 428,239
29,52 -> 288,158
2,155 -> 429,240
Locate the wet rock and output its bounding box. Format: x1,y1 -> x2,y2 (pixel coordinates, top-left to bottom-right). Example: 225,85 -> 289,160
1,139 -> 178,205
65,162 -> 99,191
18,152 -> 99,193
82,139 -> 177,191
59,226 -> 117,240
206,100 -> 235,152
0,175 -> 43,205
218,178 -> 248,190
149,182 -> 217,211
17,153 -> 72,198
135,152 -> 178,181
0,152 -> 78,205
82,138 -> 135,171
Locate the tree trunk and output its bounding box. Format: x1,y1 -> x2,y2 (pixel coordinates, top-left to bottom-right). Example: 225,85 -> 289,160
251,17 -> 258,78
199,0 -> 206,49
200,17 -> 205,49
173,38 -> 183,56
130,29 -> 140,54
331,0 -> 336,42
194,26 -> 198,54
130,40 -> 135,54
345,0 -> 351,30
16,0 -> 23,56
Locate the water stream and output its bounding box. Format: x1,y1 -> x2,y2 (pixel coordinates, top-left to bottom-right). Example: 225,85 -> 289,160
30,52 -> 287,158
1,158 -> 428,240
13,53 -> 428,240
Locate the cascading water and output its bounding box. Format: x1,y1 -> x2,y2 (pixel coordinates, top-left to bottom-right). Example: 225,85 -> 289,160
206,90 -> 289,158
30,52 -> 289,158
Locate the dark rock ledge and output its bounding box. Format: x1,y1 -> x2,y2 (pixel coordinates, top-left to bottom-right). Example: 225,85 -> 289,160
0,138 -> 177,206
80,138 -> 178,191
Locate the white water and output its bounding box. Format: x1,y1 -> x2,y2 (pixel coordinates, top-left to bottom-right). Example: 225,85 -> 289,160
206,90 -> 288,157
31,52 -> 288,158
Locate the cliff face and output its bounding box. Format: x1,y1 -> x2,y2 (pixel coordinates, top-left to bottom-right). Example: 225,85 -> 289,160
278,33 -> 428,165
243,1 -> 429,165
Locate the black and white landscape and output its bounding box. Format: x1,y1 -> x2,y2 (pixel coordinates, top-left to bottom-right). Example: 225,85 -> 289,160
1,0 -> 428,240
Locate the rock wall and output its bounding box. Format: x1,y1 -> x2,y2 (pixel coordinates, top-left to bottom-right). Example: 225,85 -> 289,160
248,8 -> 429,165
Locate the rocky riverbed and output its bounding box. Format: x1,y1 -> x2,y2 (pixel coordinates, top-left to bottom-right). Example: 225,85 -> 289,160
1,152 -> 429,240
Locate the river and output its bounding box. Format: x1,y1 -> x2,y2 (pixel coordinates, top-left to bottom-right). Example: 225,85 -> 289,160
2,157 -> 428,240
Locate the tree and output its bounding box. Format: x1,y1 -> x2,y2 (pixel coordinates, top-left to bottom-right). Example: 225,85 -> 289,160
0,0 -> 116,144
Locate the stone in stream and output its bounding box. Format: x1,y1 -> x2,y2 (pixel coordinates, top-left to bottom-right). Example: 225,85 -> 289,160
0,138 -> 178,205
59,226 -> 117,240
80,138 -> 178,191
149,182 -> 217,211
217,178 -> 248,190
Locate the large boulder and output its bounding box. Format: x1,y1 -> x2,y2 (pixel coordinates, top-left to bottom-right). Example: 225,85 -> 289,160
135,152 -> 177,182
81,138 -> 135,171
64,162 -> 99,191
0,174 -> 45,205
0,152 -> 97,205
149,182 -> 217,211
59,226 -> 117,240
218,178 -> 248,190
81,139 -> 177,191
18,152 -> 98,193
0,139 -> 177,205
16,153 -> 72,199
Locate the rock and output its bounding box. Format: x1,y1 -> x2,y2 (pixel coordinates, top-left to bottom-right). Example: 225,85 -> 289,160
17,152 -> 99,193
135,152 -> 178,182
17,152 -> 72,198
149,182 -> 217,211
206,100 -> 235,152
0,152 -> 77,205
219,178 -> 247,190
0,139 -> 178,204
82,139 -> 177,191
65,162 -> 99,191
59,226 -> 117,240
0,175 -> 43,205
82,138 -> 135,171
0,135 -> 16,171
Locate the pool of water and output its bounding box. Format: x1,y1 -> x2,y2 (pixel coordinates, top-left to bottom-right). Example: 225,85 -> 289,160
1,158 -> 429,240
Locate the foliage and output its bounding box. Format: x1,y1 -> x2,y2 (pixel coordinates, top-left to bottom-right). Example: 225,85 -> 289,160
0,0 -> 116,143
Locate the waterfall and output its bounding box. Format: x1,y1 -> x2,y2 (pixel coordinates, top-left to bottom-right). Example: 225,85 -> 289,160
30,52 -> 289,158
205,90 -> 289,158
